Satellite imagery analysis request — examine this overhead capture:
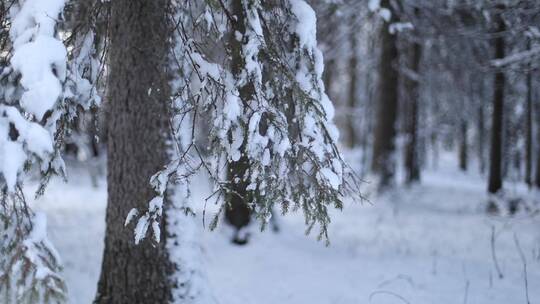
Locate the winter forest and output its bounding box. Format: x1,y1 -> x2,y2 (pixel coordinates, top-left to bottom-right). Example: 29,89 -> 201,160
1,0 -> 540,303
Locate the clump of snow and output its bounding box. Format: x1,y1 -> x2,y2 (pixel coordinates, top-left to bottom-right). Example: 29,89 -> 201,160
0,105 -> 55,191
368,0 -> 392,22
290,0 -> 318,49
10,0 -> 67,120
389,22 -> 414,34
11,36 -> 67,120
0,140 -> 26,191
368,0 -> 381,11
378,8 -> 392,22
318,167 -> 341,190
1,0 -> 68,191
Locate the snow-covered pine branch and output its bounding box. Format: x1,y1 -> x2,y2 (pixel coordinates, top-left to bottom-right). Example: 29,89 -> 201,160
490,46 -> 540,69
131,0 -> 360,245
64,0 -> 106,111
0,0 -> 101,302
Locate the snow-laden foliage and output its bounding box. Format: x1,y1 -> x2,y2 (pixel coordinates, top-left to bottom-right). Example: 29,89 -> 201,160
63,1 -> 104,112
0,199 -> 67,304
0,0 -> 101,302
129,0 -> 360,245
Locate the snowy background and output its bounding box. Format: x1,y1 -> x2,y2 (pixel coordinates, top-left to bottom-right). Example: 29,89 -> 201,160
2,0 -> 539,303
28,152 -> 540,304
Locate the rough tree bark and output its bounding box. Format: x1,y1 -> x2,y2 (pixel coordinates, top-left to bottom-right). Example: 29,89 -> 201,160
371,0 -> 399,189
487,10 -> 505,197
224,0 -> 255,245
95,0 -> 173,302
404,37 -> 422,183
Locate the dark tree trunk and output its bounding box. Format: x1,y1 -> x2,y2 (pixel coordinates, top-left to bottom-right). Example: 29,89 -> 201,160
224,0 -> 255,245
95,0 -> 173,302
536,79 -> 540,189
404,37 -> 422,184
525,40 -> 533,188
487,13 -> 505,195
225,156 -> 252,244
371,0 -> 399,189
324,58 -> 335,101
459,120 -> 468,171
346,25 -> 358,148
477,90 -> 486,174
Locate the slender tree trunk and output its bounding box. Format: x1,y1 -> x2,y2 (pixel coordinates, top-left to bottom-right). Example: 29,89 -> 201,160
525,40 -> 533,188
477,92 -> 486,174
224,0 -> 255,244
346,24 -> 358,148
487,13 -> 505,195
95,0 -> 173,302
535,79 -> 540,189
360,28 -> 376,178
371,0 -> 399,189
404,38 -> 422,183
324,58 -> 335,100
459,120 -> 468,171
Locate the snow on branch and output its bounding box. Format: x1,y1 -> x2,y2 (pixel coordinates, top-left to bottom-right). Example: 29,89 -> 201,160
130,0 -> 362,246
491,46 -> 540,68
0,0 -> 99,302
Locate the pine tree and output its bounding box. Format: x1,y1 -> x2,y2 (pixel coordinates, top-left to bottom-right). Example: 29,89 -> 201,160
0,0 -> 96,301
122,0 -> 357,298
1,1 -> 357,302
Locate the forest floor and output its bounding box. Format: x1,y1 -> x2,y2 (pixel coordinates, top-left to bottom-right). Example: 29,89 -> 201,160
29,152 -> 540,304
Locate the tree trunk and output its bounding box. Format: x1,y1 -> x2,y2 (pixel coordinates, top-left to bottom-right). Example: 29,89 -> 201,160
487,13 -> 505,195
535,78 -> 540,189
224,0 -> 255,244
525,40 -> 533,188
346,24 -> 358,149
323,58 -> 335,101
459,120 -> 468,171
95,0 -> 173,302
404,37 -> 422,183
225,157 -> 252,244
477,91 -> 486,174
371,0 -> 399,189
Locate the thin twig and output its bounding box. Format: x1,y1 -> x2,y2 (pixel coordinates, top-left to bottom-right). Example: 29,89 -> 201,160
369,290 -> 411,304
513,233 -> 531,304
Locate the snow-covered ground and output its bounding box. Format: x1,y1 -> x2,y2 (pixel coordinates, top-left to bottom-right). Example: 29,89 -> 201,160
29,153 -> 540,304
